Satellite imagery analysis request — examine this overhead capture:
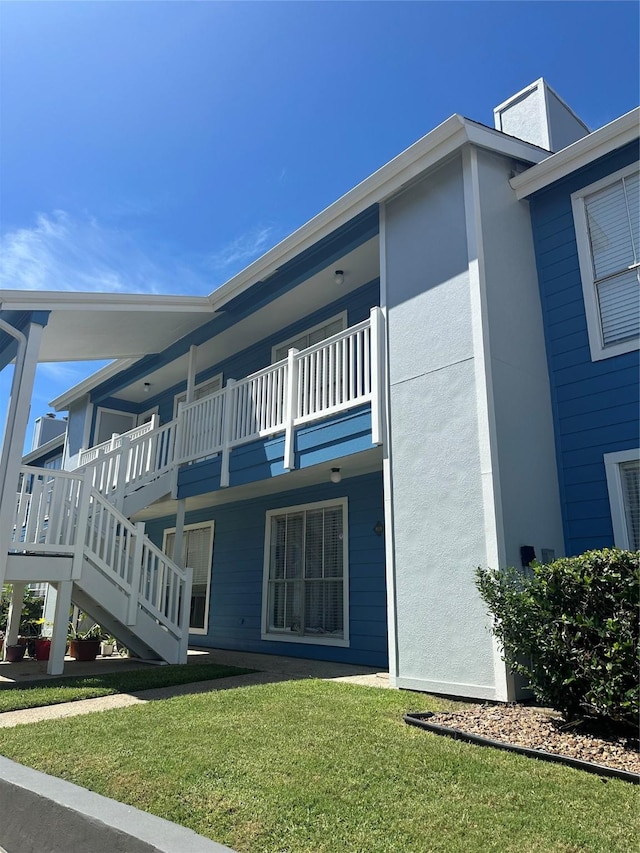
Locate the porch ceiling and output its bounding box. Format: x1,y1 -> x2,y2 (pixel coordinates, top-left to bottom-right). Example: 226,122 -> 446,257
113,236 -> 380,404
0,292 -> 214,362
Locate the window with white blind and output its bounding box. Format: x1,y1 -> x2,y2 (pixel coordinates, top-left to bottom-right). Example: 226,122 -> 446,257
163,522 -> 214,634
271,312 -> 347,363
572,164 -> 640,361
173,374 -> 223,418
262,498 -> 349,646
604,450 -> 640,551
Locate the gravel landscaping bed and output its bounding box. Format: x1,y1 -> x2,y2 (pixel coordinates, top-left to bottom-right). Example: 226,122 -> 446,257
424,704 -> 639,775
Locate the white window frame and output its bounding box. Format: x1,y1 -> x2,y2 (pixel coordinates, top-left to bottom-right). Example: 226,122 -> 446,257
163,521 -> 214,635
173,373 -> 223,418
604,448 -> 640,549
571,163 -> 640,361
261,497 -> 349,647
271,311 -> 348,363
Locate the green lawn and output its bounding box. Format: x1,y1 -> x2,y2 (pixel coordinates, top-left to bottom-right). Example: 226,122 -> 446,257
0,662 -> 253,712
0,679 -> 636,853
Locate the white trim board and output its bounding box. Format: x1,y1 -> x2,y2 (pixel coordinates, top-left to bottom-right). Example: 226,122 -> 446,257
511,108 -> 640,199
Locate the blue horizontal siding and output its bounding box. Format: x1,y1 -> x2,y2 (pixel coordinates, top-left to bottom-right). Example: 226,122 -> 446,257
145,472 -> 388,669
530,141 -> 640,555
177,406 -> 373,499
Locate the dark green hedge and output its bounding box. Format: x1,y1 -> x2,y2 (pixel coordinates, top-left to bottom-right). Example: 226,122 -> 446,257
476,549 -> 639,725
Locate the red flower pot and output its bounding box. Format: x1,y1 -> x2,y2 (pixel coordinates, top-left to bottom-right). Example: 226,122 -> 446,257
34,638 -> 51,661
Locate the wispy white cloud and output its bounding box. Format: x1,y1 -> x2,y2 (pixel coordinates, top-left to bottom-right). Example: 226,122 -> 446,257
0,210 -> 283,298
204,225 -> 277,275
0,210 -> 212,296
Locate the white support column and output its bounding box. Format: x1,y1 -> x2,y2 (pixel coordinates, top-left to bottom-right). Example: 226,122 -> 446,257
186,345 -> 198,405
370,307 -> 385,447
0,321 -> 44,591
220,379 -> 236,488
173,500 -> 186,568
4,583 -> 25,655
47,580 -> 72,676
178,566 -> 193,664
283,348 -> 299,471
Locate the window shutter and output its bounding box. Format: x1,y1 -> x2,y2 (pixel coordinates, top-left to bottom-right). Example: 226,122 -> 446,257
621,460 -> 640,551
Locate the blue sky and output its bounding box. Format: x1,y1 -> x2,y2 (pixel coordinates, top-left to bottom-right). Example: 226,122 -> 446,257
0,1 -> 638,450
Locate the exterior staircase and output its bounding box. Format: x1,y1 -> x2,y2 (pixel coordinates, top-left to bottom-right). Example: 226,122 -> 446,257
7,465 -> 191,667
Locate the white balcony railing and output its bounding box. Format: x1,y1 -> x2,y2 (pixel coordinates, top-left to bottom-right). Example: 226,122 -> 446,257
175,307 -> 384,485
72,308 -> 384,501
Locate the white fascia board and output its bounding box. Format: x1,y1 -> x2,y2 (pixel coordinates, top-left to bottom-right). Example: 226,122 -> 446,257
0,291 -> 211,313
206,116 -> 549,312
49,358 -> 140,411
21,433 -> 65,465
511,108 -> 640,199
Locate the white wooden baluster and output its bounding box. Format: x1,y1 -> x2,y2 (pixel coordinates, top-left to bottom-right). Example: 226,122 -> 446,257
127,522 -> 145,626
220,379 -> 236,488
284,348 -> 299,471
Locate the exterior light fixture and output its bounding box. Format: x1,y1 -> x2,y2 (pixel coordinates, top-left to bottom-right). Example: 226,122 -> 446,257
330,467 -> 342,484
143,382 -> 151,394
334,269 -> 344,286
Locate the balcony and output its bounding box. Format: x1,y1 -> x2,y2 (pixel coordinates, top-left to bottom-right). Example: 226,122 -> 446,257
66,308 -> 383,508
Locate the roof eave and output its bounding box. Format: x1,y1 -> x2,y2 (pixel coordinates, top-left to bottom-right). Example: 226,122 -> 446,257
205,115 -> 550,312
511,108 -> 640,199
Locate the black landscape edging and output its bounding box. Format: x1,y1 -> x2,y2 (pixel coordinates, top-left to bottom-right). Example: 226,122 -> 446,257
404,712 -> 639,784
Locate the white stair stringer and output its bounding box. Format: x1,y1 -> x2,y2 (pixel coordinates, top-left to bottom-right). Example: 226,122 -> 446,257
122,469 -> 172,519
9,467 -> 193,669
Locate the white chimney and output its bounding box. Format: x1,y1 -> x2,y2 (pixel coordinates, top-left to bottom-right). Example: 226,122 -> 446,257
494,78 -> 590,152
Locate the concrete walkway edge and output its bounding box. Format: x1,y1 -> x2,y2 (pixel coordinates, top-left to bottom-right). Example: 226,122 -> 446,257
0,755 -> 236,853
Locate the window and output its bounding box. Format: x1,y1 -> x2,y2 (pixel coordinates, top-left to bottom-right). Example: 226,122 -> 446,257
173,374 -> 223,418
604,449 -> 640,550
163,522 -> 214,634
272,312 -> 347,363
572,164 -> 640,360
262,498 -> 349,646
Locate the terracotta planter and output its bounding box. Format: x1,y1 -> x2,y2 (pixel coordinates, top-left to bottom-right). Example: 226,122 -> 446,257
5,644 -> 26,663
34,638 -> 51,661
69,639 -> 101,662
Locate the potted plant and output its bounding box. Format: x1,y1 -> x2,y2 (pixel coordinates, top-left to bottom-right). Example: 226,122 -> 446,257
32,618 -> 53,661
100,636 -> 116,657
5,642 -> 26,663
68,621 -> 104,662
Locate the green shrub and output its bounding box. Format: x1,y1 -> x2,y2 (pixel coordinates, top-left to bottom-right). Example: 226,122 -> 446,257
476,549 -> 639,726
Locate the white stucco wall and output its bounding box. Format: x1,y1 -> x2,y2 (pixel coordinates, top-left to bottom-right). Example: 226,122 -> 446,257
475,148 -> 564,571
383,155 -> 501,699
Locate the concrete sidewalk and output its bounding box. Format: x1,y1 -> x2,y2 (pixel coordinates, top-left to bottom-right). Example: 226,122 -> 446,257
0,647 -> 390,728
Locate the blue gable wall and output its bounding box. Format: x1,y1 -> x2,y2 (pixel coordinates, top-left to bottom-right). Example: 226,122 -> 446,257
144,471 -> 388,668
529,142 -> 640,554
